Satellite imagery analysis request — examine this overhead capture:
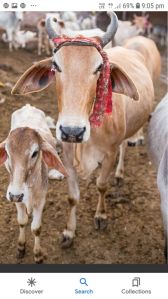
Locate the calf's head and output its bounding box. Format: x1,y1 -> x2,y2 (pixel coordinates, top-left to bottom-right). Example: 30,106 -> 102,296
12,12 -> 139,143
0,127 -> 67,203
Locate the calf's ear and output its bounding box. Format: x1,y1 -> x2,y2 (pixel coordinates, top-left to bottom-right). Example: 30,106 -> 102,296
42,142 -> 68,177
12,58 -> 55,95
110,64 -> 139,101
0,142 -> 7,166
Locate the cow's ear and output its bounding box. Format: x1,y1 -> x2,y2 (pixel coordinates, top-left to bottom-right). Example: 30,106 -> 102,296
0,141 -> 7,166
41,142 -> 68,177
58,21 -> 65,28
12,58 -> 55,95
110,64 -> 139,101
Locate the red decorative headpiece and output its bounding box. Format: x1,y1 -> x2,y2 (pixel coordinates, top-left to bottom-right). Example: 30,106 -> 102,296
52,36 -> 112,126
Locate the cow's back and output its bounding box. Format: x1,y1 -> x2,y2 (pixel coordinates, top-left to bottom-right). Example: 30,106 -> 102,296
123,36 -> 161,81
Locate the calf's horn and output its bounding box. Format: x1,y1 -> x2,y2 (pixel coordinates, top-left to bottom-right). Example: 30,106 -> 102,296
101,12 -> 118,47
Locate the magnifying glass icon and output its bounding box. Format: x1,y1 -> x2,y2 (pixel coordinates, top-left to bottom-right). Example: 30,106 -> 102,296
80,277 -> 88,287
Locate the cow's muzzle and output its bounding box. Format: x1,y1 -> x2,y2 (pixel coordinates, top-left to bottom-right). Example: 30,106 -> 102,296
9,192 -> 24,203
60,125 -> 86,143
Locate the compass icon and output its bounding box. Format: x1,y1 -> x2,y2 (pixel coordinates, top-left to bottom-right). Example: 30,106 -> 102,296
27,277 -> 37,287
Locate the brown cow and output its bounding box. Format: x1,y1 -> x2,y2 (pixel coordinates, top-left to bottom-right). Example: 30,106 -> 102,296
12,13 -> 154,247
115,35 -> 161,182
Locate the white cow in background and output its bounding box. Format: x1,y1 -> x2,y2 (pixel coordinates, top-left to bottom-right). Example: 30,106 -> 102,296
147,93 -> 168,262
0,12 -> 23,51
2,30 -> 37,49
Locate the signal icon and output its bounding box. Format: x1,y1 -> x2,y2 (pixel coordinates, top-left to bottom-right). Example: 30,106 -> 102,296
115,3 -> 121,9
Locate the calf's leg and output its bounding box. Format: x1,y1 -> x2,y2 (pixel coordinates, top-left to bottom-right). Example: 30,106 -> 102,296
31,201 -> 45,263
15,203 -> 28,258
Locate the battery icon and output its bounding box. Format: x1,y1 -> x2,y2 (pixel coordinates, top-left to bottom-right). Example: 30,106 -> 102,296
136,3 -> 140,8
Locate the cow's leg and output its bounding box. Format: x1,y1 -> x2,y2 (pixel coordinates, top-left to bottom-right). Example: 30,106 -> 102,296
157,152 -> 168,263
161,202 -> 168,264
6,29 -> 13,52
115,140 -> 127,186
128,128 -> 144,146
31,201 -> 45,263
61,143 -> 80,248
38,32 -> 42,56
95,147 -> 118,229
45,37 -> 50,56
164,237 -> 167,263
15,203 -> 28,258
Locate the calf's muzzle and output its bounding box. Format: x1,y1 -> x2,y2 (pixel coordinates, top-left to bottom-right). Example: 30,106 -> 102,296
60,125 -> 86,143
9,192 -> 24,203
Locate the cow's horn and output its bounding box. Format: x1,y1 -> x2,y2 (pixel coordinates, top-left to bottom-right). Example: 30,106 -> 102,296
46,17 -> 59,39
101,12 -> 118,47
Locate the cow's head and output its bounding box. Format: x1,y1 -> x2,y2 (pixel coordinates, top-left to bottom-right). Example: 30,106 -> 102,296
12,12 -> 139,143
14,11 -> 23,22
132,14 -> 151,34
0,127 -> 67,203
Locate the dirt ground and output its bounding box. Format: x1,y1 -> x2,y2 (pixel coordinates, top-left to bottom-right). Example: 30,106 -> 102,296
0,42 -> 167,264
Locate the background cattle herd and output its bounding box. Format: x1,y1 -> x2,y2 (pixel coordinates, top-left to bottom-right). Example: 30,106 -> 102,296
0,11 -> 167,264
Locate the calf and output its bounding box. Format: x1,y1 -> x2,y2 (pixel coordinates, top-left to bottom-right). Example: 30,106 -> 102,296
147,93 -> 168,262
0,12 -> 23,51
0,104 -> 67,262
37,18 -> 50,56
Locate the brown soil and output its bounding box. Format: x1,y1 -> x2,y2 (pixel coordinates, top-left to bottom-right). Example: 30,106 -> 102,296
0,42 -> 167,264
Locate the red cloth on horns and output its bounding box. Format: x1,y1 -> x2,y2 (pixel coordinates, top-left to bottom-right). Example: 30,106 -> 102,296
52,36 -> 112,126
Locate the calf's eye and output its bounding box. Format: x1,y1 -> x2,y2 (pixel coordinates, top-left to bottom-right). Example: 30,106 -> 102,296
31,150 -> 39,159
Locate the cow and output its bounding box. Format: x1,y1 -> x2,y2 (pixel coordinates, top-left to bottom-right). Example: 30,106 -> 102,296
2,30 -> 37,49
37,18 -> 50,56
11,12 -> 154,248
132,14 -> 153,36
0,12 -> 23,51
37,14 -> 80,56
0,104 -> 67,262
149,25 -> 167,47
123,35 -> 161,150
147,93 -> 168,262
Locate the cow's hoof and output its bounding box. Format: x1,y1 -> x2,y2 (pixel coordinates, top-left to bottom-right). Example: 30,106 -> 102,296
17,248 -> 26,259
34,251 -> 44,264
114,177 -> 124,187
61,234 -> 73,249
128,141 -> 136,147
94,216 -> 108,230
17,242 -> 26,259
137,139 -> 145,146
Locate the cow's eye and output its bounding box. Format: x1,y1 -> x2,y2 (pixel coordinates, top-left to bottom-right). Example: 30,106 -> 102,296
52,61 -> 62,72
94,64 -> 103,74
31,150 -> 39,159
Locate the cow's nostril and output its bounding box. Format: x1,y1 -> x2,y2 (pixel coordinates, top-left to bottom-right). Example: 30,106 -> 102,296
60,126 -> 86,143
